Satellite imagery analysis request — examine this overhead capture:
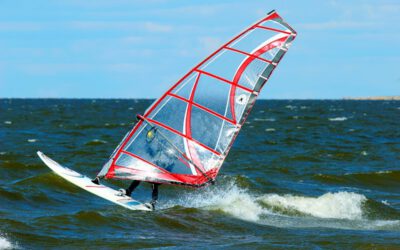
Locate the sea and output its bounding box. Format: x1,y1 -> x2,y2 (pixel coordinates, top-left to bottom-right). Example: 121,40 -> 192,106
0,99 -> 399,249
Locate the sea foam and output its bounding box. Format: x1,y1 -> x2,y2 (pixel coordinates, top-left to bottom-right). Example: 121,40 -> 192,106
163,181 -> 399,230
163,182 -> 264,222
0,234 -> 13,250
259,192 -> 366,220
329,117 -> 347,121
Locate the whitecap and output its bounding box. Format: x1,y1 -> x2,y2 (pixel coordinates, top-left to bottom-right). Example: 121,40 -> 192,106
161,181 -> 399,231
4,121 -> 12,125
377,170 -> 393,174
259,191 -> 366,220
87,139 -> 107,144
361,151 -> 368,156
161,181 -> 266,222
27,139 -> 37,143
0,234 -> 13,250
265,128 -> 276,132
329,117 -> 347,121
254,118 -> 275,122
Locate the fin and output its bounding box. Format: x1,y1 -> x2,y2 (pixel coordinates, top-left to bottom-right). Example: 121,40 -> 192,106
91,177 -> 100,185
116,188 -> 127,197
144,202 -> 155,211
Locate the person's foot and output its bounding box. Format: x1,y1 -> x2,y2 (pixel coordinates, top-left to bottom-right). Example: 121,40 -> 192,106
144,202 -> 155,210
150,200 -> 157,210
117,188 -> 127,196
91,177 -> 100,185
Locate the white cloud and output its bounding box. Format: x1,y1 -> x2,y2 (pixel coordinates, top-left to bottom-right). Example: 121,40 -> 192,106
153,5 -> 222,16
67,21 -> 173,33
68,21 -> 136,30
298,21 -> 377,30
0,22 -> 43,31
143,22 -> 172,33
19,63 -> 93,75
120,36 -> 145,44
59,0 -> 168,8
106,63 -> 139,73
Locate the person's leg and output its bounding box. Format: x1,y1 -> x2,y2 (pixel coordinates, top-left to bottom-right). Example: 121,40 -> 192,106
151,183 -> 160,206
125,180 -> 141,196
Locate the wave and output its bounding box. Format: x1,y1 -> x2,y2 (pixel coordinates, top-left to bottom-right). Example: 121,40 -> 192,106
84,139 -> 108,146
329,117 -> 347,121
253,118 -> 276,122
259,192 -> 365,219
314,170 -> 400,190
162,182 -> 264,222
0,233 -> 14,250
162,181 -> 400,230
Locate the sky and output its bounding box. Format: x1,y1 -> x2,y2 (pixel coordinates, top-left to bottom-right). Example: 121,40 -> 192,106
0,0 -> 399,99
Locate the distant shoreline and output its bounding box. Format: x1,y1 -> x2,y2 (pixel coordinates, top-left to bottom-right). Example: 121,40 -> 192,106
343,96 -> 400,100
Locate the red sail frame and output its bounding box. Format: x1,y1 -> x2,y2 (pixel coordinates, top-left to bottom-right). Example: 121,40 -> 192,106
100,10 -> 297,187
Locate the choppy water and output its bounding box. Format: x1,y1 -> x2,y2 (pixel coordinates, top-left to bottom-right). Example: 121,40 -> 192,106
1,99 -> 399,249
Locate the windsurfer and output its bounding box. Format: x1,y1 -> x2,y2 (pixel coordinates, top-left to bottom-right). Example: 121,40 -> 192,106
118,180 -> 160,210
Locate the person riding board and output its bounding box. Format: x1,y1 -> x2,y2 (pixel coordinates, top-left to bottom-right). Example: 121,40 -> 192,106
92,176 -> 160,210
118,181 -> 160,210
92,125 -> 168,210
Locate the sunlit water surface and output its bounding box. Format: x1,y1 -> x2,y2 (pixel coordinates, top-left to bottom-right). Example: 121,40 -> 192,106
0,99 -> 399,249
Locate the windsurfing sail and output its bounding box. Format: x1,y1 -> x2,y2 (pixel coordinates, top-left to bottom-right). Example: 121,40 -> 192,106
97,10 -> 297,187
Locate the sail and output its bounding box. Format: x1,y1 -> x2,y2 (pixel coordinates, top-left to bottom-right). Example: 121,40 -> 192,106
98,10 -> 297,187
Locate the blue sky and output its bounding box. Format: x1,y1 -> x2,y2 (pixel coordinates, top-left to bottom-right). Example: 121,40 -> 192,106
0,0 -> 399,99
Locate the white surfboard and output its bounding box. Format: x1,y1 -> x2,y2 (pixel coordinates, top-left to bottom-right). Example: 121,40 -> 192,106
37,151 -> 152,211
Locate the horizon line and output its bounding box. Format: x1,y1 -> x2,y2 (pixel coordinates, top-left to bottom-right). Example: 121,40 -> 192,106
1,97 -> 399,100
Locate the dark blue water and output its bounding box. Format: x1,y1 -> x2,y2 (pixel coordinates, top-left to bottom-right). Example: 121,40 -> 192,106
1,99 -> 399,249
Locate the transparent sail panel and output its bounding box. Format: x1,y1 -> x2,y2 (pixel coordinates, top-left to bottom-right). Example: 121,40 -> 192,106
258,47 -> 281,61
171,72 -> 199,99
189,141 -> 223,171
116,153 -> 163,173
233,88 -> 252,123
190,106 -> 237,153
149,97 -> 188,134
193,74 -> 233,120
259,20 -> 289,32
200,50 -> 248,82
122,123 -> 193,175
230,28 -> 281,54
144,95 -> 173,120
236,57 -> 270,89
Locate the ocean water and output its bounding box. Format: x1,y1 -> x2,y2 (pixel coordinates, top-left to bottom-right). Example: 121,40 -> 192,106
0,99 -> 399,249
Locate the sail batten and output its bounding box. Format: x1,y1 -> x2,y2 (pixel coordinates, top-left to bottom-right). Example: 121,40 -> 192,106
99,11 -> 296,186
